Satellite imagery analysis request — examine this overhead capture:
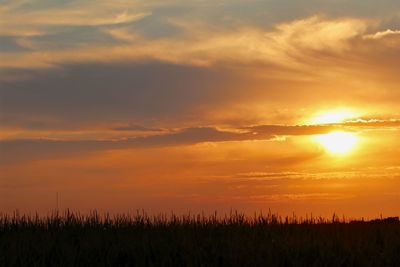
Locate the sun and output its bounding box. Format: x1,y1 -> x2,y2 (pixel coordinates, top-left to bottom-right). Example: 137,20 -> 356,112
308,109 -> 361,155
315,131 -> 358,155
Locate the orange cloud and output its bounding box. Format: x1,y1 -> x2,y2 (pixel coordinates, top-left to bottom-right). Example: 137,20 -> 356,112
363,29 -> 400,39
0,16 -> 371,70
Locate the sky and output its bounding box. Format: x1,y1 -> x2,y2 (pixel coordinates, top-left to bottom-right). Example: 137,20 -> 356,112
1,0 -> 400,217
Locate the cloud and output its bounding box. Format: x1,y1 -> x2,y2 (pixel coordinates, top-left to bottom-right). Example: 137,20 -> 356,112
0,16 -> 370,70
0,0 -> 27,13
336,119 -> 400,128
103,28 -> 141,42
0,0 -> 151,37
272,16 -> 367,52
1,8 -> 400,161
0,125 -> 280,164
0,62 -> 246,128
112,125 -> 163,132
363,29 -> 400,40
3,119 -> 398,164
5,17 -> 394,128
0,127 -> 250,164
3,16 -> 400,124
12,11 -> 150,27
246,193 -> 353,203
245,124 -> 340,136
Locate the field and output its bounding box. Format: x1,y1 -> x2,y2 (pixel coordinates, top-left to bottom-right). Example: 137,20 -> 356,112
1,211 -> 400,267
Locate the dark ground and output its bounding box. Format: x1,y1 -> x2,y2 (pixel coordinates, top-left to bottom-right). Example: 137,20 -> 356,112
1,212 -> 400,267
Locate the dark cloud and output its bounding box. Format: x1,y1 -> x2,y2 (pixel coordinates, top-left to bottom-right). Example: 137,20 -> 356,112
0,127 -> 266,164
246,124 -> 340,136
3,118 -> 398,162
337,120 -> 400,128
0,139 -> 112,165
0,127 -> 251,164
131,127 -> 270,146
0,36 -> 29,52
0,62 -> 244,128
29,26 -> 121,50
0,122 -> 372,164
112,124 -> 162,132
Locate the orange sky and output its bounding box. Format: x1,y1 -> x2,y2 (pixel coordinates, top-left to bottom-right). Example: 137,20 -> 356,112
1,0 -> 400,217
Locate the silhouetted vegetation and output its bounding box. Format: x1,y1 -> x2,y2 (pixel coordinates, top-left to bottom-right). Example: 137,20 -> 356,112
1,210 -> 400,266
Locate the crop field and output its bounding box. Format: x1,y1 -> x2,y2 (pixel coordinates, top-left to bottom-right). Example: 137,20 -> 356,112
1,211 -> 400,266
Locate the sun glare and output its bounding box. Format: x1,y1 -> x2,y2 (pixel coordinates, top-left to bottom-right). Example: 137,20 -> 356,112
309,109 -> 358,125
315,131 -> 358,155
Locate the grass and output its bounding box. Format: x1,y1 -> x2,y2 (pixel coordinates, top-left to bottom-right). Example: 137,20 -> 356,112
1,210 -> 400,266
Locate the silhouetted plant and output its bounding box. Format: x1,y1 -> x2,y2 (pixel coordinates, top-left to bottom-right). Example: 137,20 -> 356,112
1,210 -> 399,267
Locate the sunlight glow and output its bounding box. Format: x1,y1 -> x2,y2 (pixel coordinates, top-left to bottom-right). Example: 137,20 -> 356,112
309,109 -> 358,125
315,131 -> 358,155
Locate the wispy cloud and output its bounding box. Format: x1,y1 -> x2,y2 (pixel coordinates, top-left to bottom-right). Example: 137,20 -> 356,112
363,29 -> 400,39
0,1 -> 151,36
0,16 -> 370,69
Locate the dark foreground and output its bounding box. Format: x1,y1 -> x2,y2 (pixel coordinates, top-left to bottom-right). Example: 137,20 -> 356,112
1,212 -> 400,267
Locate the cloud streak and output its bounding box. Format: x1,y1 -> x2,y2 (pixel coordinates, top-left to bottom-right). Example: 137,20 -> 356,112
2,119 -> 399,164
0,16 -> 371,69
363,29 -> 400,39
